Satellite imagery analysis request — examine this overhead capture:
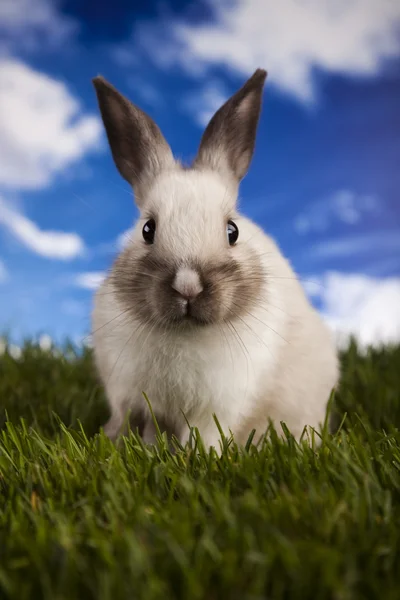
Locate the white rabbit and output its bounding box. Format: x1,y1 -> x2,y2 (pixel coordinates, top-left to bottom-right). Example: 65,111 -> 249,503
91,69 -> 339,448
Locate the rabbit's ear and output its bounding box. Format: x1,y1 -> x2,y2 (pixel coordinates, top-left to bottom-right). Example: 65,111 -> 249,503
194,69 -> 267,182
93,76 -> 175,199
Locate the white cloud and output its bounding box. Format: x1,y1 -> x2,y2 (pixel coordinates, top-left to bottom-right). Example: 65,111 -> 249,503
0,259 -> 8,283
75,272 -> 106,290
0,0 -> 77,53
304,272 -> 400,348
182,81 -> 229,127
0,197 -> 85,260
294,190 -> 379,234
307,230 -> 400,260
133,0 -> 400,102
301,278 -> 324,298
0,58 -> 102,190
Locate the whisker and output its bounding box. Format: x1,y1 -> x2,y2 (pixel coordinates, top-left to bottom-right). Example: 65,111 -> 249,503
226,319 -> 250,364
106,318 -> 151,387
218,321 -> 235,370
225,319 -> 250,397
85,307 -> 132,340
230,301 -> 289,346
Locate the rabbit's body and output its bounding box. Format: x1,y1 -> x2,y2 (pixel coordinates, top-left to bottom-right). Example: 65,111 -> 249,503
91,69 -> 339,447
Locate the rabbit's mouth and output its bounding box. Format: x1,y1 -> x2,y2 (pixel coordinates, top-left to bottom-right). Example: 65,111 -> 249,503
166,289 -> 219,328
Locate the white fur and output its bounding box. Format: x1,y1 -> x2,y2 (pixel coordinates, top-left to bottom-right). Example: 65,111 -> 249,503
92,169 -> 339,448
172,268 -> 203,299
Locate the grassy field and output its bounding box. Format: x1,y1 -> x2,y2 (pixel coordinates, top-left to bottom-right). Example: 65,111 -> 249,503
0,339 -> 400,599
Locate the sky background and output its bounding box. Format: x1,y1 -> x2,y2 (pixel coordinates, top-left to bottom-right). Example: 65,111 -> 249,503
0,0 -> 399,348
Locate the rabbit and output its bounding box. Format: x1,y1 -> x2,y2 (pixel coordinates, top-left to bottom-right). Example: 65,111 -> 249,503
91,68 -> 339,449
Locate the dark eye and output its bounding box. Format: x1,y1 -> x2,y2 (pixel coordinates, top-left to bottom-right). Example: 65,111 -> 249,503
142,219 -> 156,244
227,220 -> 239,246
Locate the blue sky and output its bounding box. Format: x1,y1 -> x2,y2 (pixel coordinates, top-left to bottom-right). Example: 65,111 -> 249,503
0,0 -> 399,348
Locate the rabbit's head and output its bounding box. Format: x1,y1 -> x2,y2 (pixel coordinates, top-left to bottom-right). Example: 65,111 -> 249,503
93,70 -> 268,329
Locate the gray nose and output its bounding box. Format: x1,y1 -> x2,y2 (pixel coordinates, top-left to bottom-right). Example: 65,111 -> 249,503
172,267 -> 203,300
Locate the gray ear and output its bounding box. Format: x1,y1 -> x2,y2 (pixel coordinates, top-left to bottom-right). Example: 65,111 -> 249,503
93,76 -> 174,196
193,69 -> 267,181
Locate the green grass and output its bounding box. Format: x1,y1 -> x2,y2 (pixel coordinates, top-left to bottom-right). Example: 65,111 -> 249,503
0,339 -> 400,599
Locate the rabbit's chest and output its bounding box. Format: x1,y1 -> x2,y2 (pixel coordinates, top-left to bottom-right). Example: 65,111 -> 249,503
131,336 -> 259,421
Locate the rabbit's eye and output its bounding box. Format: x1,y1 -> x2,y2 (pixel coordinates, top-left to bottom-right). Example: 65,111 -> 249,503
143,219 -> 156,244
227,220 -> 239,246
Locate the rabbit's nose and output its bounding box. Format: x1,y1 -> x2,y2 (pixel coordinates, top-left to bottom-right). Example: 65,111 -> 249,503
172,267 -> 203,300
